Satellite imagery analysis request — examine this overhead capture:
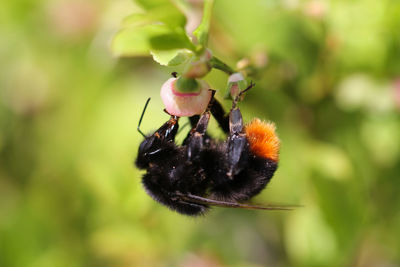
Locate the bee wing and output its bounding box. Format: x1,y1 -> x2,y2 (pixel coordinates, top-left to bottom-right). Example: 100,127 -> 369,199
180,193 -> 298,211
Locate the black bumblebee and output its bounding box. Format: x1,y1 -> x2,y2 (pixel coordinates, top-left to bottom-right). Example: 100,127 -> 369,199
135,83 -> 289,216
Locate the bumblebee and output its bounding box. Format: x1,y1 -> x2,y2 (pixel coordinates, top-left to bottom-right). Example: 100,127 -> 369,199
135,83 -> 288,216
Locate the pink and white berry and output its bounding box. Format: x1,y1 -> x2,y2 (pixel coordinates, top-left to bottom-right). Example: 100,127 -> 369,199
160,78 -> 212,117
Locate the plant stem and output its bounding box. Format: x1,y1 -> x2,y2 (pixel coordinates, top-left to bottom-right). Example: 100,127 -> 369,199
193,0 -> 215,51
210,56 -> 235,75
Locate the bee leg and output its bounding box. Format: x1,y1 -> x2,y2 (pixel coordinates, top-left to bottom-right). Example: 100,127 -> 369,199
225,82 -> 255,177
185,89 -> 219,161
188,115 -> 200,128
188,93 -> 230,141
183,89 -> 219,145
183,115 -> 208,143
158,115 -> 180,141
186,90 -> 230,134
209,81 -> 255,135
186,111 -> 211,162
226,107 -> 249,178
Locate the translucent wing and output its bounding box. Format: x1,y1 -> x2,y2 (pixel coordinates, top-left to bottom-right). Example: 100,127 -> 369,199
178,193 -> 298,211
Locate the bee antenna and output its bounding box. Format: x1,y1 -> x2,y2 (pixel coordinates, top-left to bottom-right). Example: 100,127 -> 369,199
137,98 -> 151,138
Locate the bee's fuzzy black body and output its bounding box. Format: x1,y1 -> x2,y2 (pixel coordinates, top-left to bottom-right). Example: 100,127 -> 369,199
135,85 -> 282,216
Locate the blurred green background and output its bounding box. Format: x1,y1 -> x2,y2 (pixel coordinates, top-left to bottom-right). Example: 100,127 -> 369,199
1,0 -> 400,266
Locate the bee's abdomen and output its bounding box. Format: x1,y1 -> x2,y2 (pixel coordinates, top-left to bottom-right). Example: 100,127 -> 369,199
245,118 -> 280,162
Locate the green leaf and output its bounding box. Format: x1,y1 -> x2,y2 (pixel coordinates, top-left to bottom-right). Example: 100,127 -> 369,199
111,25 -> 194,57
150,49 -> 193,66
122,13 -> 151,27
111,27 -> 152,56
134,0 -> 170,10
123,8 -> 186,29
149,30 -> 196,51
133,0 -> 186,28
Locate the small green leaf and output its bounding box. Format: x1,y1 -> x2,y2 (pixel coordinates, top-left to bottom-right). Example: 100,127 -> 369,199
124,8 -> 186,29
112,27 -> 151,56
122,13 -> 150,27
112,24 -> 170,56
134,0 -> 171,10
149,31 -> 196,51
150,5 -> 186,28
150,49 -> 193,66
133,0 -> 186,28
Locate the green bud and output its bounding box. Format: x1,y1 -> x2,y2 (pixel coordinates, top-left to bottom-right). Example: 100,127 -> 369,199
175,77 -> 201,93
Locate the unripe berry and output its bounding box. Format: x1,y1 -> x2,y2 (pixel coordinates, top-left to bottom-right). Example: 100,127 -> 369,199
183,61 -> 211,78
183,49 -> 213,79
160,77 -> 212,117
227,72 -> 246,99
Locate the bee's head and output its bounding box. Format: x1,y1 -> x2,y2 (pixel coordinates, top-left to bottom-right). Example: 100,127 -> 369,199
136,136 -> 160,169
135,117 -> 179,169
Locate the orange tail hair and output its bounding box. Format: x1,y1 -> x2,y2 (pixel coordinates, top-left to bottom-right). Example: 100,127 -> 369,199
245,119 -> 280,161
